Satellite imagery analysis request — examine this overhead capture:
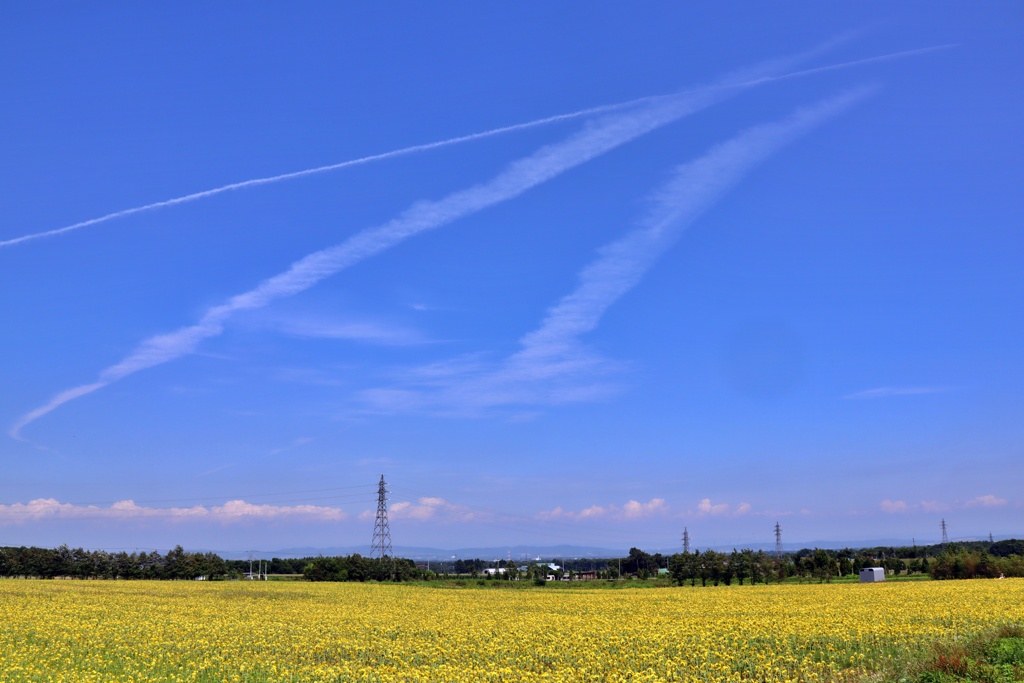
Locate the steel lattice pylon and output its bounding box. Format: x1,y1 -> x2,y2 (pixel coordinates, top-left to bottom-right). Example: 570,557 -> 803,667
371,475 -> 393,561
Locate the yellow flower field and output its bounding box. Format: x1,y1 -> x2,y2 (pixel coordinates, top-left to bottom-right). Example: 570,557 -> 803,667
1,578 -> 1021,682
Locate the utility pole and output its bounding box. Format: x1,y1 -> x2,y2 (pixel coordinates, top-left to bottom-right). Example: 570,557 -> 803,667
774,522 -> 783,559
940,519 -> 949,548
371,475 -> 393,562
682,528 -> 690,554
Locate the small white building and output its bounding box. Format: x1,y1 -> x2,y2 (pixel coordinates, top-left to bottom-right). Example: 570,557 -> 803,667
859,567 -> 885,583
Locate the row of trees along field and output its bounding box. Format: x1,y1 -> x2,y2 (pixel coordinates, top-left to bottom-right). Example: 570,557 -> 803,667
0,545 -> 227,580
661,541 -> 1024,586
301,554 -> 420,582
1,540 -> 1021,582
0,546 -> 432,582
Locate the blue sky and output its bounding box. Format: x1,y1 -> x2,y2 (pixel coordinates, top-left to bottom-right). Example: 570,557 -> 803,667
2,3 -> 1021,554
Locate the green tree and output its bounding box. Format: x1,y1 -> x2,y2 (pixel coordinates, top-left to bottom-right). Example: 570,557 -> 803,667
730,549 -> 749,586
812,549 -> 836,583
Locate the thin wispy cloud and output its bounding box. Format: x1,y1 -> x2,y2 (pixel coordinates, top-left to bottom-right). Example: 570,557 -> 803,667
0,43 -> 951,251
11,47 -> 835,440
535,498 -> 669,522
360,86 -> 875,417
0,498 -> 347,524
880,499 -> 912,513
843,386 -> 951,399
256,313 -> 430,346
691,498 -> 754,518
267,436 -> 314,456
879,494 -> 1009,514
357,496 -> 479,523
921,500 -> 952,513
966,494 -> 1007,508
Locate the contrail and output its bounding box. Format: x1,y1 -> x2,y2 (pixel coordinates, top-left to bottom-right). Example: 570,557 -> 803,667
10,45 -> 827,440
0,100 -> 648,250
358,87 -> 877,416
516,86 -> 878,362
740,43 -> 956,89
0,44 -> 954,251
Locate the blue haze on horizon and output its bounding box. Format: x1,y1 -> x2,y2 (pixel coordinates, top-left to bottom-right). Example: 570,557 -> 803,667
1,3 -> 1021,553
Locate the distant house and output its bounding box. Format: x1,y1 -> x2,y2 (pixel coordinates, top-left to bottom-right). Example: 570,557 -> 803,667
859,567 -> 885,583
571,570 -> 598,581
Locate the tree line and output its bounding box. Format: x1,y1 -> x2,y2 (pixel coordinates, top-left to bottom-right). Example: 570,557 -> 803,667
0,545 -> 227,580
658,542 -> 1024,585
301,554 -> 420,582
2,540 -> 1020,582
929,546 -> 1024,580
0,545 -> 429,582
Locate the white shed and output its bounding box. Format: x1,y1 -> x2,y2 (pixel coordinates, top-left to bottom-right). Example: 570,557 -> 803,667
859,567 -> 885,582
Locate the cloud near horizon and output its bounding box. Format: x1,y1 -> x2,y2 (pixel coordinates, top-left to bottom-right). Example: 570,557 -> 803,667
535,498 -> 669,522
880,494 -> 1008,514
359,497 -> 479,523
966,494 -> 1008,508
0,498 -> 347,525
692,498 -> 754,518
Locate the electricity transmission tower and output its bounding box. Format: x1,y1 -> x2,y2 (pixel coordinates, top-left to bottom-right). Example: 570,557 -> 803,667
682,528 -> 690,554
774,522 -> 783,559
940,518 -> 949,548
371,475 -> 393,561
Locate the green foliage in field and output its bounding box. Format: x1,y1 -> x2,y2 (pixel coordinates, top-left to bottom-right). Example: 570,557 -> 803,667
857,624 -> 1024,683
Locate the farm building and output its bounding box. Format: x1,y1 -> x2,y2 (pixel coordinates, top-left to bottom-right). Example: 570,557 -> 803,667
859,567 -> 885,582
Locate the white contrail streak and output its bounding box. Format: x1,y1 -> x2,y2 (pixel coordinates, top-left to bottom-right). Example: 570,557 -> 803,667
740,43 -> 956,89
0,44 -> 953,251
8,39 -> 953,438
0,100 -> 646,250
516,86 -> 878,363
358,86 -> 877,415
11,54 -> 782,438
